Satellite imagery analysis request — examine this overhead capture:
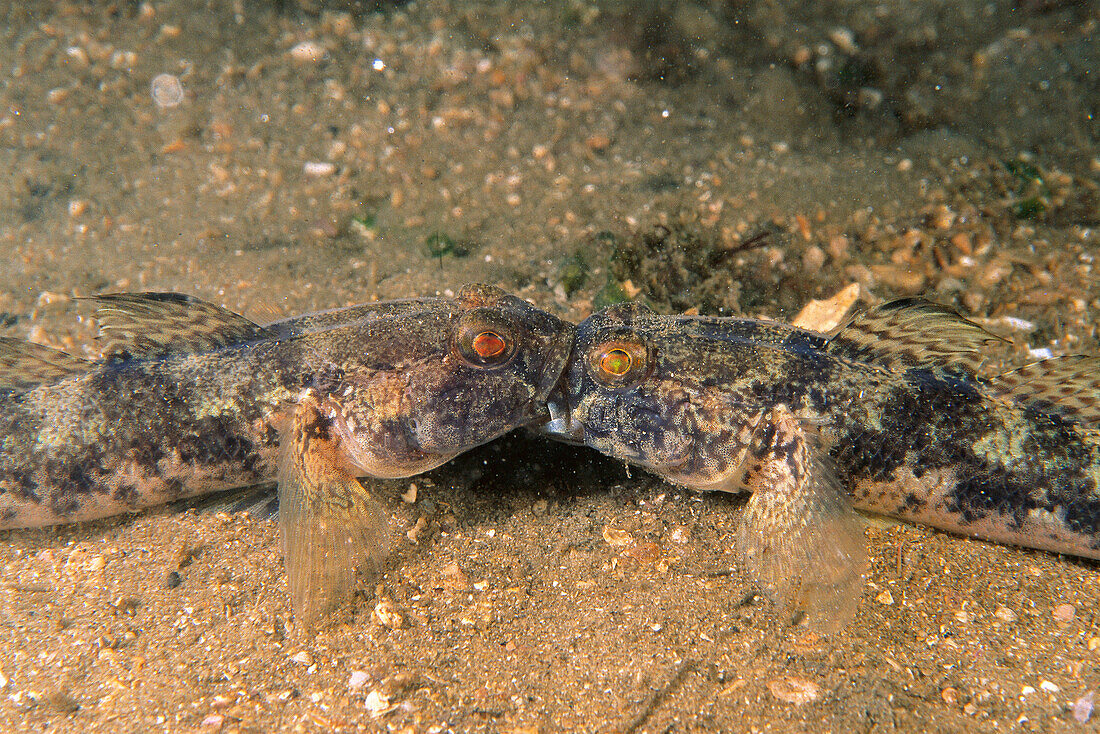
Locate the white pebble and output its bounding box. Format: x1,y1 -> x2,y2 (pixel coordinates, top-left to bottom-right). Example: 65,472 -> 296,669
303,161 -> 335,177
290,41 -> 325,63
365,689 -> 390,716
996,316 -> 1035,332
348,670 -> 369,689
1040,680 -> 1060,693
291,650 -> 312,665
1028,347 -> 1054,360
150,73 -> 184,108
1074,691 -> 1095,723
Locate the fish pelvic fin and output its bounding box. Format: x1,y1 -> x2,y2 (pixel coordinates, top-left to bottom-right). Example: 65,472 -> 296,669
278,393 -> 393,631
738,405 -> 867,632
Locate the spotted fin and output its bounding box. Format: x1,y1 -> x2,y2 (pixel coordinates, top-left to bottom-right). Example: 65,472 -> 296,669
278,395 -> 392,630
89,292 -> 271,360
737,406 -> 867,632
988,355 -> 1100,426
826,299 -> 1004,374
0,337 -> 90,391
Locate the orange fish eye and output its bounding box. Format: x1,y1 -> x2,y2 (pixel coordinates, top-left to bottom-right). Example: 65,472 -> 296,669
471,330 -> 507,359
599,348 -> 632,376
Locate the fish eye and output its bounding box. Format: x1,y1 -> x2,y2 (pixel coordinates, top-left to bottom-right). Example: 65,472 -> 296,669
455,312 -> 516,368
472,330 -> 507,359
589,338 -> 649,387
599,348 -> 632,375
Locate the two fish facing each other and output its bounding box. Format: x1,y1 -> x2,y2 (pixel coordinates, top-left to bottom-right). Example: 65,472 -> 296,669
3,288 -> 1098,630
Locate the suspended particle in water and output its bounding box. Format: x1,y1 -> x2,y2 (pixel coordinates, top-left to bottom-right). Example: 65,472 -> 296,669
151,73 -> 185,108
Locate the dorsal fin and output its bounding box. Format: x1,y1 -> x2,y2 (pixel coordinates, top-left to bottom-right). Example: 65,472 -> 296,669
0,337 -> 90,391
988,355 -> 1100,425
825,299 -> 1005,374
88,292 -> 271,360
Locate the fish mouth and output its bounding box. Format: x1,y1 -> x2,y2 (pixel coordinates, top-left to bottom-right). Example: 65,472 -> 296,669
539,382 -> 586,444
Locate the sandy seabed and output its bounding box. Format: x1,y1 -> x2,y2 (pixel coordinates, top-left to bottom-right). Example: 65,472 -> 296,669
1,1 -> 1098,731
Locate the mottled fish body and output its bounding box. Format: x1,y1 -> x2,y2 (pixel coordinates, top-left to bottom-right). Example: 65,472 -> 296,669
1,285 -> 574,623
544,299 -> 1100,626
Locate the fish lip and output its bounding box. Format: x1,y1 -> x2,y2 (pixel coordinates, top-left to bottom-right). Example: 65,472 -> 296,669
533,321 -> 577,402
539,381 -> 585,444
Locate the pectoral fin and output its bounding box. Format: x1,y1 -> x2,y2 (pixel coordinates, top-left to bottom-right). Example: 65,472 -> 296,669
278,395 -> 392,628
737,406 -> 867,632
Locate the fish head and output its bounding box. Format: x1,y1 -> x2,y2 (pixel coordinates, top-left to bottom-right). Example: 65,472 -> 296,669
543,303 -> 779,489
323,284 -> 574,477
543,302 -> 696,472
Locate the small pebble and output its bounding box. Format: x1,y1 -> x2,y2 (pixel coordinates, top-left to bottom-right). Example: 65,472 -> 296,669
870,264 -> 926,293
767,677 -> 820,705
875,590 -> 894,605
585,133 -> 611,152
994,316 -> 1035,332
941,687 -> 958,705
200,714 -> 224,730
150,74 -> 185,108
1052,603 -> 1075,623
668,526 -> 691,544
348,671 -> 369,689
602,524 -> 633,548
401,483 -> 417,503
994,606 -> 1016,622
622,542 -> 660,563
291,650 -> 312,665
791,282 -> 860,332
364,689 -> 390,716
303,161 -> 336,177
828,27 -> 858,55
290,41 -> 325,63
801,245 -> 825,272
407,516 -> 428,544
372,599 -> 404,629
65,46 -> 89,67
440,562 -> 471,591
163,571 -> 182,589
1040,680 -> 1060,693
1073,691 -> 1095,723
